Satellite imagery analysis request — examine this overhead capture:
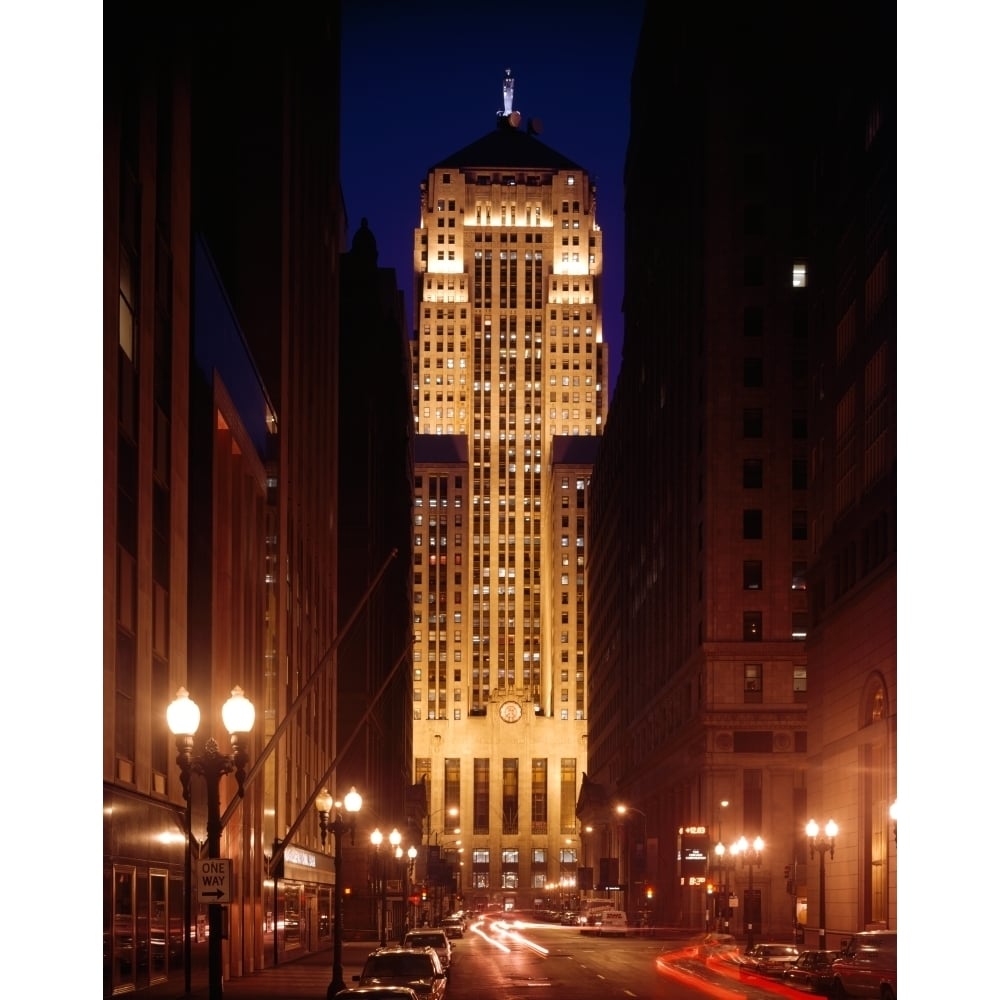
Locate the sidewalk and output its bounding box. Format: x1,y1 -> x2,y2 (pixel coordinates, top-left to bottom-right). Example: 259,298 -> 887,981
183,942 -> 374,1000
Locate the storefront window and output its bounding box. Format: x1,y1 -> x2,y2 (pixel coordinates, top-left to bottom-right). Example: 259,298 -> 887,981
113,866 -> 136,992
284,884 -> 302,950
150,872 -> 168,981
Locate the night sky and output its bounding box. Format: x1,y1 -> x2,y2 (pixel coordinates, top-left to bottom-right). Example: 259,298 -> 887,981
340,0 -> 647,398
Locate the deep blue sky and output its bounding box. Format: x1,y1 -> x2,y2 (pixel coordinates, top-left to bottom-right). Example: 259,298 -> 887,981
340,0 -> 647,398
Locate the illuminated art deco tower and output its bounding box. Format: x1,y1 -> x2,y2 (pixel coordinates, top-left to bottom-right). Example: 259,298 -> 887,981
409,71 -> 607,911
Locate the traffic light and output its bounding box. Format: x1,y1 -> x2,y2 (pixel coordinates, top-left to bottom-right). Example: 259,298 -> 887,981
783,864 -> 792,879
645,885 -> 654,900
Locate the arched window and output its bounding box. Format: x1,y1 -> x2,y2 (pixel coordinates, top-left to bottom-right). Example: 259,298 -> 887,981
859,672 -> 893,927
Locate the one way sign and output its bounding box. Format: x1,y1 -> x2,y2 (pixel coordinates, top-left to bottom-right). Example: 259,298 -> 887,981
197,858 -> 233,903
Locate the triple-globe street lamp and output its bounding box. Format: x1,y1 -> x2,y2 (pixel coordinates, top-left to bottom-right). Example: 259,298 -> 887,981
167,686 -> 256,1000
315,786 -> 362,999
806,818 -> 838,950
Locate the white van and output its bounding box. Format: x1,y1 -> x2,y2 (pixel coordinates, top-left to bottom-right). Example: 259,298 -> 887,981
831,930 -> 896,999
596,909 -> 628,936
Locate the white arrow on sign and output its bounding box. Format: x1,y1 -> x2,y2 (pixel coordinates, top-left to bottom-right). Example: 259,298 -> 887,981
197,858 -> 233,903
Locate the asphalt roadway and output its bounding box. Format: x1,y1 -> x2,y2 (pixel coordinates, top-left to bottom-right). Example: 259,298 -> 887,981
179,937 -> 798,1000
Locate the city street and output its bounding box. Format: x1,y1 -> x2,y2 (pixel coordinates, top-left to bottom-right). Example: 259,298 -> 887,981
441,919 -> 798,1000
211,918 -> 803,1000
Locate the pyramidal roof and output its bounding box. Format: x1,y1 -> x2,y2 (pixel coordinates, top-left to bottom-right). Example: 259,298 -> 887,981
432,68 -> 583,173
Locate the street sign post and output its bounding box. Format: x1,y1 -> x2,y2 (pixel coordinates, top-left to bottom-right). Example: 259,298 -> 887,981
197,858 -> 233,904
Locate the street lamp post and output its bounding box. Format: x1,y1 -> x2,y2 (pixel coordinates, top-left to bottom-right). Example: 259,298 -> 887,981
806,818 -> 837,951
713,841 -> 727,932
616,804 -> 647,924
315,785 -> 363,999
436,839 -> 463,923
370,829 -> 385,946
714,841 -> 738,933
426,805 -> 459,845
732,835 -> 764,951
707,802 -> 728,934
388,828 -> 401,943
406,846 -> 418,933
167,686 -> 256,1000
392,835 -> 405,942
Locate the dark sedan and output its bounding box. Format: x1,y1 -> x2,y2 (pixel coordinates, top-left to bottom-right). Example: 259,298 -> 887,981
782,949 -> 838,994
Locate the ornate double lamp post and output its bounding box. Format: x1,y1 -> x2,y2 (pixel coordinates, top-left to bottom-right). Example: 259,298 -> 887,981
732,835 -> 764,951
806,818 -> 837,950
369,828 -> 401,946
315,786 -> 363,999
167,686 -> 256,1000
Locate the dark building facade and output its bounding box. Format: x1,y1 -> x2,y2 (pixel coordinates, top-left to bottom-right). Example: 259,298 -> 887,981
586,2 -> 894,939
105,15 -> 202,992
336,219 -> 417,933
803,7 -> 897,940
104,8 -> 415,997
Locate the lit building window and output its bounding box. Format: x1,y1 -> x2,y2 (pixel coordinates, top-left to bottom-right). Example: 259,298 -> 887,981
792,262 -> 807,287
792,612 -> 808,640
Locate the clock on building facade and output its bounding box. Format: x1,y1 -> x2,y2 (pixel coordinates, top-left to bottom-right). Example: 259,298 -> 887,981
499,700 -> 522,723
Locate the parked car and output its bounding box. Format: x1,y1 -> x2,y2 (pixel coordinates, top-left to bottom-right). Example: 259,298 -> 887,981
352,947 -> 447,999
830,930 -> 896,1000
334,988 -> 421,1000
402,928 -> 453,974
440,916 -> 464,939
782,950 -> 838,993
743,942 -> 800,976
560,911 -> 584,926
